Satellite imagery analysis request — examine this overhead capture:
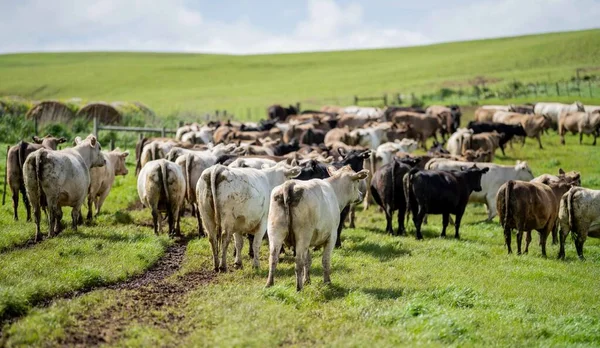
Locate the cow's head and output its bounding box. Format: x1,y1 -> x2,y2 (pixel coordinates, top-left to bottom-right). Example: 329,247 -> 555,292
515,160 -> 534,180
75,135 -> 105,168
34,135 -> 67,149
111,149 -> 130,176
575,101 -> 585,111
460,164 -> 490,192
327,165 -> 369,204
557,168 -> 581,186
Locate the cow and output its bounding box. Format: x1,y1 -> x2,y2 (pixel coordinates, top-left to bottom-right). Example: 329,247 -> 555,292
531,168 -> 581,187
324,127 -> 361,146
228,157 -> 277,169
557,187 -> 600,260
351,125 -> 388,150
426,159 -> 534,222
370,157 -> 421,235
383,106 -> 426,121
462,149 -> 492,162
467,121 -> 527,156
175,123 -> 201,141
137,159 -> 186,237
404,165 -> 489,239
426,105 -> 461,139
373,139 -> 419,171
474,108 -> 497,122
266,165 -> 369,291
461,132 -> 504,162
299,128 -> 326,146
135,137 -> 172,174
6,135 -> 66,221
181,126 -> 215,144
87,149 -> 129,220
534,101 -> 585,129
558,111 -> 600,145
493,112 -> 552,149
23,135 -> 105,242
391,112 -> 441,149
446,128 -> 473,156
337,114 -> 379,129
138,139 -> 181,173
584,105 -> 600,113
343,106 -> 383,119
497,179 -> 573,256
197,162 -> 301,272
268,104 -> 298,122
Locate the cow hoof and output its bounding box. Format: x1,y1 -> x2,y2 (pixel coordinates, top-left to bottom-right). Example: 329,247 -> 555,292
218,266 -> 228,273
233,263 -> 243,270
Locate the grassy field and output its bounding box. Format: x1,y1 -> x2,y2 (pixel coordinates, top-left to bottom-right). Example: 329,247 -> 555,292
1,124 -> 600,346
1,29 -> 599,118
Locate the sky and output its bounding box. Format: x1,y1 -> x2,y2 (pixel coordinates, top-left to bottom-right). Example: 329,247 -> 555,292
0,0 -> 599,54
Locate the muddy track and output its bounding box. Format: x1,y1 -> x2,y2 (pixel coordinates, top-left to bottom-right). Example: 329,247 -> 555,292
56,240 -> 214,347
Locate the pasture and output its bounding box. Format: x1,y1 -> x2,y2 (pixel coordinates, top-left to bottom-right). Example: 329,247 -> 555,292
1,121 -> 600,346
1,29 -> 599,117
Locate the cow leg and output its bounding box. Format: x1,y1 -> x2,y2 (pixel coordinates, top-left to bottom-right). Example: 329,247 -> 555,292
303,250 -> 312,285
525,231 -> 532,254
86,194 -> 94,222
336,206 -> 350,248
172,206 -> 182,237
558,228 -> 567,260
349,205 -> 356,229
453,212 -> 464,239
252,221 -> 268,269
396,208 -> 405,236
96,190 -> 110,216
322,232 -> 336,285
575,238 -> 585,261
486,195 -> 496,222
521,136 -> 526,147
414,208 -> 426,240
580,132 -> 583,145
441,213 -> 449,238
536,135 -> 543,149
266,238 -> 283,287
151,209 -> 159,235
551,224 -> 558,245
219,232 -> 232,272
233,232 -> 244,269
208,233 -> 220,272
195,207 -> 205,238
33,202 -> 42,242
295,241 -> 308,291
11,190 -> 19,221
500,144 -> 506,156
71,207 -> 81,232
593,133 -> 597,146
539,230 -> 549,258
21,184 -> 32,222
516,231 -> 523,255
504,227 -> 512,254
384,207 -> 393,235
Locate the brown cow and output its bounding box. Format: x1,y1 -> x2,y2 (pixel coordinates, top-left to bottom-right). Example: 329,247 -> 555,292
391,112 -> 441,149
6,135 -> 66,221
461,132 -> 503,161
497,179 -> 573,256
462,149 -> 492,162
324,127 -> 361,146
500,113 -> 552,149
474,108 -> 497,122
337,114 -> 379,129
558,111 -> 600,145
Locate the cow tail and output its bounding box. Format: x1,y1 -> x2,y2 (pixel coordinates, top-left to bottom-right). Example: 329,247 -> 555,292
211,165 -> 226,249
283,181 -> 296,248
136,137 -> 149,175
158,161 -> 173,232
185,154 -> 194,206
504,180 -> 514,232
152,142 -> 160,161
35,150 -> 47,208
18,141 -> 28,174
404,168 -> 417,225
567,188 -> 576,235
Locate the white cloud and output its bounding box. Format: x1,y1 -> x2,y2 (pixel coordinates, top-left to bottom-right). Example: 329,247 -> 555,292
0,0 -> 597,54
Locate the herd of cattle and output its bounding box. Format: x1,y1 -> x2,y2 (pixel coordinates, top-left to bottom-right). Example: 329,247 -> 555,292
4,101 -> 600,291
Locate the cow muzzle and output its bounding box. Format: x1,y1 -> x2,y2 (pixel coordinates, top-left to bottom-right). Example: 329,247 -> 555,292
354,191 -> 364,204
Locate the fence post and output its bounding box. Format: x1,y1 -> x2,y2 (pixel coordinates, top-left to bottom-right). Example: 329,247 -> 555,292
93,115 -> 98,138
161,127 -> 166,137
110,138 -> 115,151
139,133 -> 144,142
354,95 -> 358,105
296,102 -> 301,112
383,94 -> 388,106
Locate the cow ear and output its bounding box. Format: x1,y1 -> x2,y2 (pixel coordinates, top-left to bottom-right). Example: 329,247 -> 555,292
32,136 -> 42,144
89,136 -> 97,147
338,148 -> 346,157
285,166 -> 301,178
460,166 -> 467,171
323,156 -> 334,164
481,167 -> 490,173
558,168 -> 565,175
58,137 -> 67,144
74,136 -> 83,145
351,169 -> 369,181
361,150 -> 371,159
289,158 -> 298,166
121,151 -> 130,158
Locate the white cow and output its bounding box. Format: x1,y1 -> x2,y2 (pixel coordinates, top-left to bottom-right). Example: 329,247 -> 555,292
228,157 -> 277,169
175,123 -> 201,141
426,159 -> 534,221
266,166 -> 368,291
87,149 -> 129,220
534,101 -> 584,128
197,162 -> 301,272
139,139 -> 180,170
584,105 -> 600,113
137,159 -> 186,236
23,135 -> 105,241
558,187 -> 600,260
446,128 -> 473,156
374,139 -> 419,169
181,126 -> 215,144
343,106 -> 383,119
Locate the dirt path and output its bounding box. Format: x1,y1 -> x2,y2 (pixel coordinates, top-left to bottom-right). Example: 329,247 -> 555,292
57,240 -> 214,347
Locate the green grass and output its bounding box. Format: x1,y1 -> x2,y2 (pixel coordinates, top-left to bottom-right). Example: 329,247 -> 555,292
1,29 -> 599,118
1,130 -> 600,346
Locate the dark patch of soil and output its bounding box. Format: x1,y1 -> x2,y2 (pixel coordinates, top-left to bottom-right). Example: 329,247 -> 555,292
57,241 -> 214,347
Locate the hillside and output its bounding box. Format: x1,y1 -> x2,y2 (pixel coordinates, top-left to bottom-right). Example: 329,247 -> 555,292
0,29 -> 599,117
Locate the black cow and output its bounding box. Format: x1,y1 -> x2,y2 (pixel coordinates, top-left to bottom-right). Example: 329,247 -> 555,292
427,140 -> 450,155
272,139 -> 300,156
240,119 -> 278,132
404,165 -> 489,239
467,121 -> 527,156
267,104 -> 298,122
296,148 -> 371,247
448,105 -> 462,133
370,157 -> 421,236
299,128 -> 326,146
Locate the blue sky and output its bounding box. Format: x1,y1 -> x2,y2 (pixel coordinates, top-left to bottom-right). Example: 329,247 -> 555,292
1,0 -> 598,54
